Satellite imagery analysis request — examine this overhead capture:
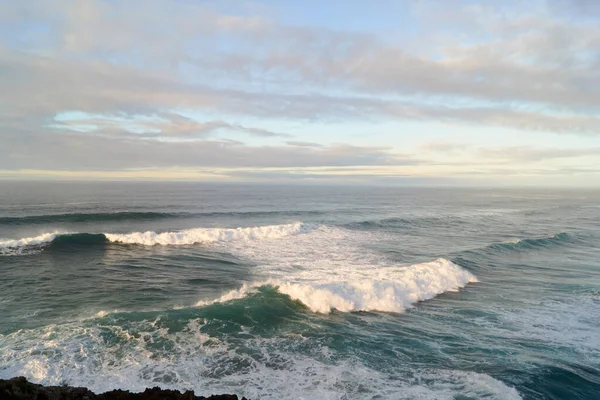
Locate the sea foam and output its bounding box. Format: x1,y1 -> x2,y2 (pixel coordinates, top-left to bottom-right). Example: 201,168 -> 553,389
0,223 -> 313,254
104,222 -> 312,245
0,319 -> 520,400
200,258 -> 477,313
0,232 -> 61,255
0,232 -> 59,249
193,224 -> 477,313
273,257 -> 476,313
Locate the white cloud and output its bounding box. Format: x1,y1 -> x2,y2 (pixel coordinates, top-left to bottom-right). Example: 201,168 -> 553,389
1,0 -> 599,182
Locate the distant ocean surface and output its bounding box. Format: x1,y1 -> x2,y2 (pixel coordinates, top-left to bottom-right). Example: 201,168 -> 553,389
1,182 -> 599,400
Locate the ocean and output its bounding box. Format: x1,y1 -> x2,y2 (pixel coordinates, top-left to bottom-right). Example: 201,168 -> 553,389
0,182 -> 598,399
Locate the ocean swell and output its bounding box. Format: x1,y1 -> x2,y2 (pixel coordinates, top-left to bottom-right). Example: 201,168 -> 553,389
347,216 -> 463,230
0,210 -> 326,225
0,212 -> 182,225
489,232 -> 574,252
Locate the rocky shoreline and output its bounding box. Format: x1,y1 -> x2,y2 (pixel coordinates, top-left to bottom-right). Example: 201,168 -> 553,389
0,377 -> 248,400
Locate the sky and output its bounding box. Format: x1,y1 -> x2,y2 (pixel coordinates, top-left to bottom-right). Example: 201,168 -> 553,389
1,0 -> 600,185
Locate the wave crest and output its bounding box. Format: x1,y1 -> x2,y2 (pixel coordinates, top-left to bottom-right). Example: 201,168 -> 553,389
0,223 -> 314,255
104,222 -> 312,245
490,232 -> 573,252
198,258 -> 477,313
0,232 -> 59,249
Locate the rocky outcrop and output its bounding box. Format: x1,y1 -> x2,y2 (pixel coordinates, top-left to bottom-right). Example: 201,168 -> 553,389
0,377 -> 247,400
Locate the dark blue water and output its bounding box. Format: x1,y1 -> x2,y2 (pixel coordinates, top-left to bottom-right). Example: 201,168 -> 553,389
1,182 -> 599,399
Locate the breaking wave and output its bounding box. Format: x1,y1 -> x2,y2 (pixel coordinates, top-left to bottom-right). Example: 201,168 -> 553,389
0,232 -> 108,255
0,223 -> 313,255
197,258 -> 477,313
104,222 -> 312,245
0,232 -> 60,249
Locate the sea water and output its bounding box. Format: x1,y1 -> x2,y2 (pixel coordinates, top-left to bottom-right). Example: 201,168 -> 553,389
0,182 -> 599,399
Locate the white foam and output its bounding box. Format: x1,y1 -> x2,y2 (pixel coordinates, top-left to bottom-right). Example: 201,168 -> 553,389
95,310 -> 110,318
505,238 -> 522,244
104,222 -> 312,245
0,232 -> 62,255
496,295 -> 600,363
194,225 -> 477,313
0,223 -> 487,398
0,223 -> 313,255
203,258 -> 477,313
0,232 -> 58,249
272,258 -> 476,313
195,284 -> 254,307
0,319 -> 520,400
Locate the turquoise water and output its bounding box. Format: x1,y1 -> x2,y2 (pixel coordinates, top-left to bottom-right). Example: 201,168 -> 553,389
0,182 -> 599,399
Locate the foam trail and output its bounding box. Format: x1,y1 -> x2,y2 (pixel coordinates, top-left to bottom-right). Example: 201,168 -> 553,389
104,222 -> 311,245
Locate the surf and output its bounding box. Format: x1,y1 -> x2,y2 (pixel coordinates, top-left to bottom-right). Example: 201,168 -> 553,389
104,222 -> 313,245
0,222 -> 314,255
0,316 -> 520,400
195,258 -> 477,313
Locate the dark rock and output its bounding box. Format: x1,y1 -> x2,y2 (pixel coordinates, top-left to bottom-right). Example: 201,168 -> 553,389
0,377 -> 247,400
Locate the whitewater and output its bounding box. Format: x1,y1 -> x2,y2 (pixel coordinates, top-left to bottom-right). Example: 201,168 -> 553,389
1,183 -> 599,399
1,223 -> 477,313
0,222 -> 311,248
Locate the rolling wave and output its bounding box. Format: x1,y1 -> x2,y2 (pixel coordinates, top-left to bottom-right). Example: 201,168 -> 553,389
488,233 -> 575,252
347,216 -> 468,230
0,232 -> 108,255
0,232 -> 60,249
0,211 -> 183,225
196,258 -> 478,313
51,233 -> 108,247
104,222 -> 312,245
0,223 -> 313,255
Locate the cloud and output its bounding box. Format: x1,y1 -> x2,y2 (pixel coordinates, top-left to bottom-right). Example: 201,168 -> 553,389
286,141 -> 323,148
420,142 -> 468,154
0,128 -> 417,171
1,0 -> 599,134
3,44 -> 598,136
1,0 -> 600,182
476,146 -> 600,163
416,143 -> 600,169
50,112 -> 292,139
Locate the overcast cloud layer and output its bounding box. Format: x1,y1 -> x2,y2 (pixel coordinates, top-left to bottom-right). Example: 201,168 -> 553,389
1,0 -> 600,185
